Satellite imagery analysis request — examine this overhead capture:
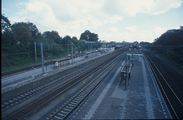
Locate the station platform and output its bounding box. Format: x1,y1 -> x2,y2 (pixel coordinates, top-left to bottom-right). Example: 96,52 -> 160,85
68,53 -> 172,119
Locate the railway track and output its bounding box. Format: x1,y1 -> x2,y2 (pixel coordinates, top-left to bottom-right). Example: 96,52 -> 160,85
2,49 -> 124,120
46,49 -> 124,120
1,50 -> 117,111
142,50 -> 183,119
1,52 -> 100,93
1,51 -> 98,77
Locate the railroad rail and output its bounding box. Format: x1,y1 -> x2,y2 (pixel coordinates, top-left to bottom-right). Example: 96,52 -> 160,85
1,50 -> 117,111
142,50 -> 183,119
2,49 -> 124,120
46,49 -> 124,120
1,51 -> 98,77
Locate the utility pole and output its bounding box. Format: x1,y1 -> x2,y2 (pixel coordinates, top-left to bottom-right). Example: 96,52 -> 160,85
46,57 -> 47,71
41,43 -> 44,74
67,43 -> 69,55
34,42 -> 37,62
131,45 -> 133,66
71,43 -> 73,64
88,44 -> 89,51
125,66 -> 127,91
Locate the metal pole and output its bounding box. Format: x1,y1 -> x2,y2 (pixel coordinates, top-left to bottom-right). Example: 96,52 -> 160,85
60,44 -> 62,53
67,43 -> 69,55
34,42 -> 37,62
71,43 -> 73,64
132,45 -> 133,66
46,57 -> 47,71
41,43 -> 44,74
92,43 -> 93,51
125,66 -> 127,91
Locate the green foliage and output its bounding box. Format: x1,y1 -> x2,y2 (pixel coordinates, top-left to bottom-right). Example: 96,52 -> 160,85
89,33 -> 98,41
80,30 -> 99,41
11,22 -> 34,52
61,35 -> 72,44
43,31 -> 62,44
80,32 -> 88,40
61,35 -> 86,52
1,15 -> 98,72
1,28 -> 14,46
154,29 -> 183,45
1,14 -> 11,31
72,36 -> 78,40
27,22 -> 39,38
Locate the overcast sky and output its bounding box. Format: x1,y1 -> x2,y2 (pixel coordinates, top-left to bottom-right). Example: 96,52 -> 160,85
2,0 -> 183,43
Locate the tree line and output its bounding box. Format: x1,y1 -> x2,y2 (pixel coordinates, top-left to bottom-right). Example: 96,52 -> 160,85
1,14 -> 99,71
153,27 -> 183,46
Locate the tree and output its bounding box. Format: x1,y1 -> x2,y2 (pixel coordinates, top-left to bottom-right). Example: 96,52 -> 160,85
80,32 -> 88,40
27,22 -> 39,38
1,28 -> 16,55
1,14 -> 11,32
1,15 -> 13,46
79,30 -> 99,41
61,35 -> 72,44
154,29 -> 183,45
72,36 -> 78,40
11,22 -> 34,53
43,31 -> 52,39
89,33 -> 98,41
54,36 -> 62,44
43,30 -> 62,44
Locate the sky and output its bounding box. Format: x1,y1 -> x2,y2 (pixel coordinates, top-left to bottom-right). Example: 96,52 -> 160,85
2,0 -> 183,43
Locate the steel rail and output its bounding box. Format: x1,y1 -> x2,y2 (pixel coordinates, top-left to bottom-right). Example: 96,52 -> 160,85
142,50 -> 183,119
1,54 -> 103,109
47,51 -> 123,120
160,60 -> 183,85
1,49 -> 119,110
143,51 -> 183,106
3,50 -> 124,120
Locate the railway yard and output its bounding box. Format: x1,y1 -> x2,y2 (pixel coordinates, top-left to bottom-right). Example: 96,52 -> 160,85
1,47 -> 183,119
